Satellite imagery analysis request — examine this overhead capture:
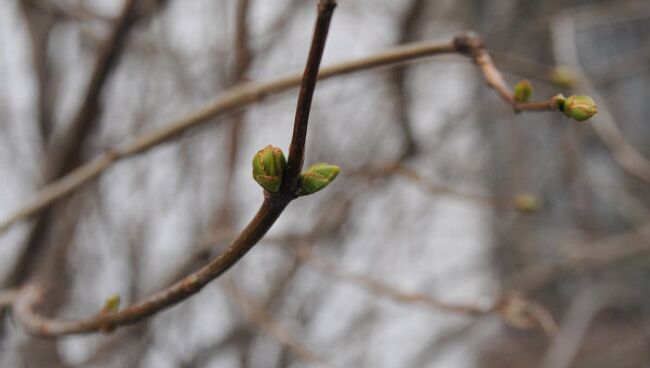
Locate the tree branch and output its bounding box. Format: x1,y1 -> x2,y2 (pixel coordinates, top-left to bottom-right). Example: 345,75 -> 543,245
0,33 -> 570,235
13,197 -> 287,336
296,246 -> 558,337
453,33 -> 560,112
12,0 -> 338,338
0,38 -> 458,235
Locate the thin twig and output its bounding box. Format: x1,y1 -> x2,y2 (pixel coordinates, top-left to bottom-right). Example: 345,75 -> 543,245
511,224 -> 650,292
352,161 -> 540,211
297,246 -> 488,317
282,0 -> 336,194
453,33 -> 560,112
225,280 -> 335,368
297,246 -> 557,337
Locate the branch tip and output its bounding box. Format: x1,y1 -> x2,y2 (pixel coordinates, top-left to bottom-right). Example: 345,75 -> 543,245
317,0 -> 337,11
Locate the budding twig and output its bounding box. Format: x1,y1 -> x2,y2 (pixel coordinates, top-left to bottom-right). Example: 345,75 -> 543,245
13,1 -> 338,337
8,21 -> 590,338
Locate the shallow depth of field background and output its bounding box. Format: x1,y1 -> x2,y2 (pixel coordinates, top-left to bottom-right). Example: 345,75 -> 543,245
0,0 -> 649,367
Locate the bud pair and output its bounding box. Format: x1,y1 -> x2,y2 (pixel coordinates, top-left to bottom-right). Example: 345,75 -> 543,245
252,145 -> 340,195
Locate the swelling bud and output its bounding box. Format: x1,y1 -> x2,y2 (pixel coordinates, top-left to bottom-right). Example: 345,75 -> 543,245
514,193 -> 540,213
99,294 -> 120,334
549,65 -> 578,88
252,145 -> 286,193
102,294 -> 121,313
298,163 -> 340,196
562,95 -> 597,122
514,80 -> 533,103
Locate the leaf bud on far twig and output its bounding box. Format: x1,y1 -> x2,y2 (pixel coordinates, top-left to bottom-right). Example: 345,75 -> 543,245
514,193 -> 540,213
99,294 -> 121,334
549,65 -> 578,88
252,145 -> 286,193
298,163 -> 340,196
514,80 -> 533,103
102,294 -> 121,313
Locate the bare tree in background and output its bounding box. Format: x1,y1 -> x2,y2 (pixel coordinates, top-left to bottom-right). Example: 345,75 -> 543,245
0,1 -> 648,367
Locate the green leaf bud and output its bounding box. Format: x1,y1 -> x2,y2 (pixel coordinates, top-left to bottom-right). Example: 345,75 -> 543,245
252,145 -> 286,193
102,294 -> 121,313
549,65 -> 578,88
298,163 -> 340,196
514,80 -> 533,103
562,95 -> 597,122
514,193 -> 540,213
